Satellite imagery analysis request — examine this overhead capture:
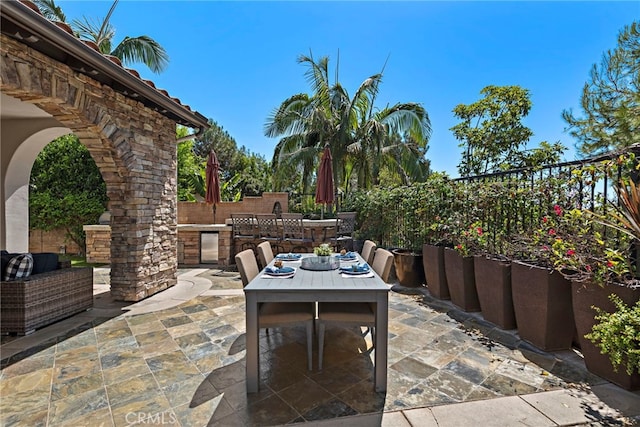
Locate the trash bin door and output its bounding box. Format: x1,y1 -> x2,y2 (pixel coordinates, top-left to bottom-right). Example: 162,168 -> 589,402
200,232 -> 218,264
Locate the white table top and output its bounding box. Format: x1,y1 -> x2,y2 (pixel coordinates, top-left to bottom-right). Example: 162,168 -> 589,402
243,254 -> 389,296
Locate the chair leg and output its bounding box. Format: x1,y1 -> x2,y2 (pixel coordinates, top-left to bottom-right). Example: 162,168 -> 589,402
318,322 -> 326,371
306,321 -> 313,371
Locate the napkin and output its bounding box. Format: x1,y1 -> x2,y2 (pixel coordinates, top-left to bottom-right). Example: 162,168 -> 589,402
340,263 -> 370,273
265,266 -> 295,274
336,251 -> 357,260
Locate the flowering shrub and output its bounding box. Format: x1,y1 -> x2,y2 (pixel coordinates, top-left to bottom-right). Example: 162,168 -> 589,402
453,221 -> 487,257
546,205 -> 634,285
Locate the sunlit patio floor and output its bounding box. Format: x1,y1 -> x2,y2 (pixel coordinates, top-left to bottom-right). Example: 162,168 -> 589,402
1,267 -> 639,426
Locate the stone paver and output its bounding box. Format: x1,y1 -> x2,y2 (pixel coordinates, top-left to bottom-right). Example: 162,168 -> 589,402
1,267 -> 638,426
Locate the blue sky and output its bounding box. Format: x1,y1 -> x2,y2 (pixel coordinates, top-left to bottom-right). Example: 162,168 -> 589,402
58,1 -> 638,177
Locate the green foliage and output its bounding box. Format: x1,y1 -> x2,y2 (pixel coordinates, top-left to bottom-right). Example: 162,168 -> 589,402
585,294 -> 640,375
265,53 -> 432,196
30,134 -> 107,253
35,0 -> 169,73
563,21 -> 640,156
451,85 -> 534,176
177,121 -> 272,201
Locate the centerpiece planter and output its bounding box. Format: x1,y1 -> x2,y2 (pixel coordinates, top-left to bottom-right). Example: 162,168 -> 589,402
511,260 -> 574,351
444,248 -> 480,312
474,255 -> 516,329
423,244 -> 449,299
571,280 -> 640,390
392,249 -> 425,288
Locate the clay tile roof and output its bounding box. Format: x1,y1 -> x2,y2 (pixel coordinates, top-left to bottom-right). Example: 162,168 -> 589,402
5,0 -> 209,129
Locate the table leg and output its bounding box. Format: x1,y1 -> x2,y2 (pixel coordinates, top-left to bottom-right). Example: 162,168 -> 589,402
374,293 -> 388,392
245,293 -> 259,393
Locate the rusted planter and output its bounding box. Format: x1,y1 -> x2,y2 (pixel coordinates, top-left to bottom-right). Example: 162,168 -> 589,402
392,249 -> 425,288
572,280 -> 640,390
511,260 -> 574,351
423,244 -> 450,299
474,255 -> 516,330
443,248 -> 480,312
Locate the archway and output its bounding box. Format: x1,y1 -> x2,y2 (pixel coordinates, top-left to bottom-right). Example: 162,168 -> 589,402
1,4 -> 208,301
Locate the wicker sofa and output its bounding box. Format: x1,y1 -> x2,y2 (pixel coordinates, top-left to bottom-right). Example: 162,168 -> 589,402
1,253 -> 93,335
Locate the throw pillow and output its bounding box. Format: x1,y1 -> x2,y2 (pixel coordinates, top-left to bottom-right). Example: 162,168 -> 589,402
3,253 -> 34,281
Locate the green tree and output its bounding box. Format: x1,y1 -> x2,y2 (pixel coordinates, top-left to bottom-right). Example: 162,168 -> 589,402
451,85 -> 534,176
30,135 -> 107,253
563,21 -> 640,156
265,53 -> 431,193
34,0 -> 169,73
178,121 -> 272,201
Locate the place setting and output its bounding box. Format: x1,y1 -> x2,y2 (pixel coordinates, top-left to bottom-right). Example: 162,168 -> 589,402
275,252 -> 303,262
339,262 -> 375,278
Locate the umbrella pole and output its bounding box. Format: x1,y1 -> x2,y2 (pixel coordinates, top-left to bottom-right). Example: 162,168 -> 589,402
213,204 -> 217,224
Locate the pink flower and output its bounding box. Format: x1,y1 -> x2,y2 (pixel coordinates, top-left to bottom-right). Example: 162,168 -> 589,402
607,261 -> 614,268
585,265 -> 592,272
566,249 -> 575,256
477,227 -> 483,235
542,245 -> 549,251
554,205 -> 563,216
548,229 -> 556,235
542,216 -> 548,223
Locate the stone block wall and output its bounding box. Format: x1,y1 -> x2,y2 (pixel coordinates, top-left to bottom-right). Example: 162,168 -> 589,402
29,229 -> 82,255
178,193 -> 288,224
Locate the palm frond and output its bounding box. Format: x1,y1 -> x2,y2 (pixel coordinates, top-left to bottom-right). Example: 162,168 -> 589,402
111,36 -> 169,73
34,0 -> 66,22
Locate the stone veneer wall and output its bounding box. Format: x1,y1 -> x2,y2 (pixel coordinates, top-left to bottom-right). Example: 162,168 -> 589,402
2,35 -> 179,301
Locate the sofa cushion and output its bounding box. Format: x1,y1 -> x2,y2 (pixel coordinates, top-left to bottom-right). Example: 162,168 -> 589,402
31,253 -> 59,275
3,253 -> 34,281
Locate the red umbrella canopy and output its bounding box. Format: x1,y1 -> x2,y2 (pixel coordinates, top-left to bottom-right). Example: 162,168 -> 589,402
205,149 -> 221,205
315,145 -> 335,205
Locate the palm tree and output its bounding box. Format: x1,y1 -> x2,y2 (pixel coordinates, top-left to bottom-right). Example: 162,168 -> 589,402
34,0 -> 169,74
264,53 -> 431,193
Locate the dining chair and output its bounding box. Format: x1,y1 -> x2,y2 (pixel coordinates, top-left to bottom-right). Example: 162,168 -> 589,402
324,212 -> 356,252
255,213 -> 285,255
256,241 -> 274,270
235,249 -> 315,371
281,213 -> 313,252
231,213 -> 257,253
317,301 -> 375,370
361,240 -> 377,265
371,248 -> 394,283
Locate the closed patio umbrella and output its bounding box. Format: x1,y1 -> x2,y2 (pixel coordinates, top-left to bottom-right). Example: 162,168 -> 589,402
315,145 -> 335,219
205,149 -> 221,223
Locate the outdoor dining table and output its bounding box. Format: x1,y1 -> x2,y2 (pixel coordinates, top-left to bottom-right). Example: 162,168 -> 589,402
243,253 -> 390,393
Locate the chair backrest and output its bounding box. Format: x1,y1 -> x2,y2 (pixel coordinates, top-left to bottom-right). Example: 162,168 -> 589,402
281,213 -> 306,240
231,213 -> 256,238
255,214 -> 281,240
235,248 -> 259,286
256,241 -> 274,269
361,240 -> 377,265
371,248 -> 394,283
336,212 -> 356,237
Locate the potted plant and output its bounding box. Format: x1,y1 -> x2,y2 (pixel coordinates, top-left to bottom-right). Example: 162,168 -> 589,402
551,176 -> 640,390
314,243 -> 332,262
506,193 -> 575,351
442,188 -> 482,312
391,185 -> 425,288
585,294 -> 640,380
420,174 -> 453,299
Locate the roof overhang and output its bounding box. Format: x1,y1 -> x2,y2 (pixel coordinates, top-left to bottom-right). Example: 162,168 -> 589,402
0,0 -> 209,130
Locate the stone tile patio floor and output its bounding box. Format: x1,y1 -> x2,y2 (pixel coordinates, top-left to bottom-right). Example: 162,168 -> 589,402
1,267 -> 639,426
